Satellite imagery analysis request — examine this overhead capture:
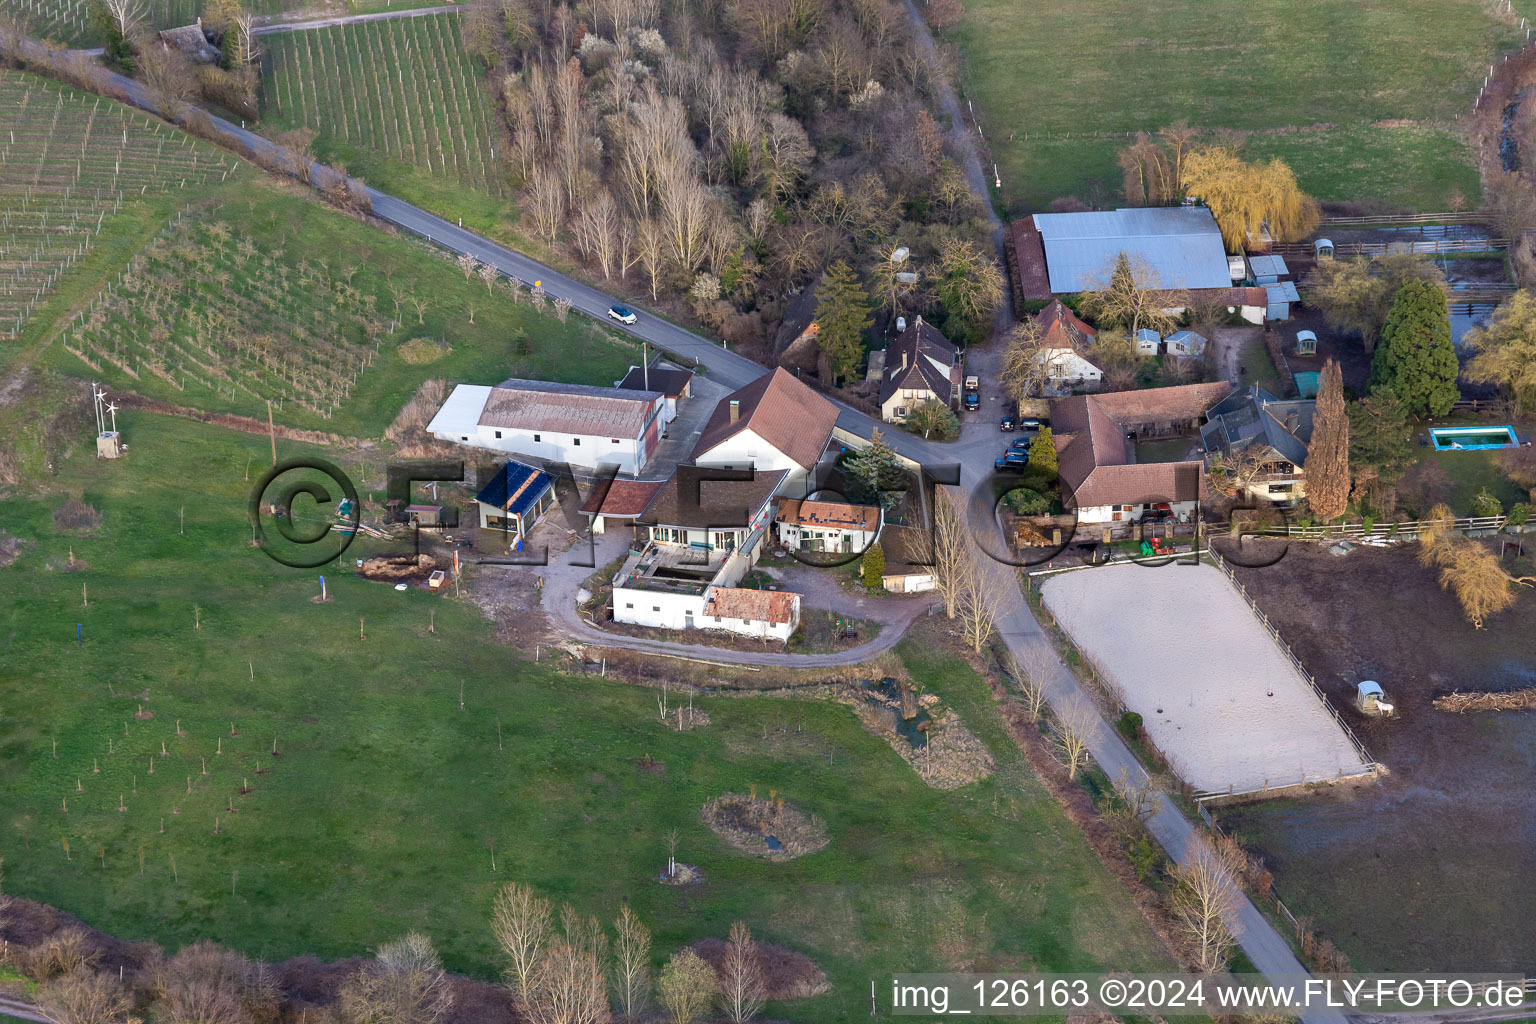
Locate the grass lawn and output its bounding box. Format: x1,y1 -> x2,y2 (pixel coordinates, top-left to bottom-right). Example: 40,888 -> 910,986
36,178 -> 637,438
0,410 -> 1174,1018
1234,333 -> 1282,395
949,0 -> 1520,214
1409,446 -> 1529,512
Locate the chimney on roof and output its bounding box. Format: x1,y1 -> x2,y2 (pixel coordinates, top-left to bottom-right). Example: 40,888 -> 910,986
1285,410 -> 1300,433
728,399 -> 740,424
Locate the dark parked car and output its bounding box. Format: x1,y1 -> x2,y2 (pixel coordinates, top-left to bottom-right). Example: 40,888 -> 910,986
1009,438 -> 1031,452
963,392 -> 980,411
1019,418 -> 1044,431
1139,503 -> 1174,523
1000,413 -> 1015,431
994,452 -> 1029,473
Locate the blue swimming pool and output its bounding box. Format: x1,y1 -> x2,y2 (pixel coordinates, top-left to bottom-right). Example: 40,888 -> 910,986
1429,425 -> 1520,451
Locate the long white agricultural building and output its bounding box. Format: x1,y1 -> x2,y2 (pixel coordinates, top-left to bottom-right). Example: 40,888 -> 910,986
427,378 -> 665,476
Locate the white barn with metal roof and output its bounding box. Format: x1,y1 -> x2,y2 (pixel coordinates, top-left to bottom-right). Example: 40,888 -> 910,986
1031,207 -> 1232,293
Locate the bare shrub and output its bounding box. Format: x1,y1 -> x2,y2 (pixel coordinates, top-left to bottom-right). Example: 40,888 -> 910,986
35,965 -> 129,1023
26,926 -> 100,981
385,379 -> 448,444
657,950 -> 714,1024
52,499 -> 102,534
396,338 -> 453,365
156,940 -> 280,1024
338,932 -> 453,1024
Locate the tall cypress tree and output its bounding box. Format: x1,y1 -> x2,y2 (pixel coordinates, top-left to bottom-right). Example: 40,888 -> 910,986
1370,279 -> 1460,417
814,261 -> 873,384
1306,359 -> 1350,521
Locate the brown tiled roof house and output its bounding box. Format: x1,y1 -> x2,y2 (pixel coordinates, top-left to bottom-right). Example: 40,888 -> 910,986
1051,382 -> 1233,510
691,368 -> 839,471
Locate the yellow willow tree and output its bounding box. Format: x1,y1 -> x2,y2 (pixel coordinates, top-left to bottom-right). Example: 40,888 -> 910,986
1181,147 -> 1320,250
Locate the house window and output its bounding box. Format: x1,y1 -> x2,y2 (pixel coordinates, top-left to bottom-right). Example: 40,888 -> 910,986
461,435 -> 469,441
494,430 -> 502,438
611,439 -> 620,444
573,438 -> 581,446
894,407 -> 907,418
744,619 -> 753,626
624,602 -> 633,609
534,434 -> 541,442
652,606 -> 661,612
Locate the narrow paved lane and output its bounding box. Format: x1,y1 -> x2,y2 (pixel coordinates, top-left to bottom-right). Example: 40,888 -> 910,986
252,5 -> 466,34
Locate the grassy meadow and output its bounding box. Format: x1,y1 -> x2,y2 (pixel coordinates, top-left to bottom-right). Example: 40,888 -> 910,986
949,0 -> 1520,214
0,410 -> 1175,1018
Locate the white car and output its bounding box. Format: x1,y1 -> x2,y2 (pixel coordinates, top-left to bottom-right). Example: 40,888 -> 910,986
607,305 -> 638,325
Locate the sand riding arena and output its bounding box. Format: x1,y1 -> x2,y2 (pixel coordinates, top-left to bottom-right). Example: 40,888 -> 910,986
1040,561 -> 1374,796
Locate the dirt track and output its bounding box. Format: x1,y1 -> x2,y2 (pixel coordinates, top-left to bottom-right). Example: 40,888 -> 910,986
1219,542 -> 1536,972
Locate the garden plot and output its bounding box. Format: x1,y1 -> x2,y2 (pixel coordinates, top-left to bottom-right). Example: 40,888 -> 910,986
1040,561 -> 1369,795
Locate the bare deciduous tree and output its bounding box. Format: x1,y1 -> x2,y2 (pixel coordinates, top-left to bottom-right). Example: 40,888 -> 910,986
718,922 -> 765,1024
100,0 -> 145,40
956,544 -> 1001,653
1000,317 -> 1050,403
479,261 -> 501,294
932,487 -> 968,620
636,218 -> 668,301
524,169 -> 567,247
657,950 -> 715,1024
1169,836 -> 1244,972
492,882 -> 553,1003
610,905 -> 651,1019
523,941 -> 610,1024
140,43 -> 197,122
1009,643 -> 1052,724
1053,699 -> 1093,781
154,940 -> 280,1024
337,932 -> 452,1024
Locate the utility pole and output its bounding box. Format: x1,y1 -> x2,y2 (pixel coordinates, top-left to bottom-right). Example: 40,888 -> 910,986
265,399 -> 277,466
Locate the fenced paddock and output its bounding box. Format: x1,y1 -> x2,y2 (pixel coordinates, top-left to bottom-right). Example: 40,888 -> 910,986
1039,561 -> 1372,796
258,14 -> 505,196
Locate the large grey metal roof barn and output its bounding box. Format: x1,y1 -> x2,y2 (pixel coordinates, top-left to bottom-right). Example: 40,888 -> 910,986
1031,207 -> 1232,293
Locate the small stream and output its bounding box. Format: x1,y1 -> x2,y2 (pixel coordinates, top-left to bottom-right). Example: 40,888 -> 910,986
1500,88 -> 1530,173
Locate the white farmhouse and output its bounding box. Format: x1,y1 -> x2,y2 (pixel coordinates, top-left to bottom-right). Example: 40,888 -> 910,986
427,378 -> 665,476
775,498 -> 882,555
879,317 -> 960,423
611,465 -> 802,641
691,368 -> 840,498
1033,299 -> 1103,385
